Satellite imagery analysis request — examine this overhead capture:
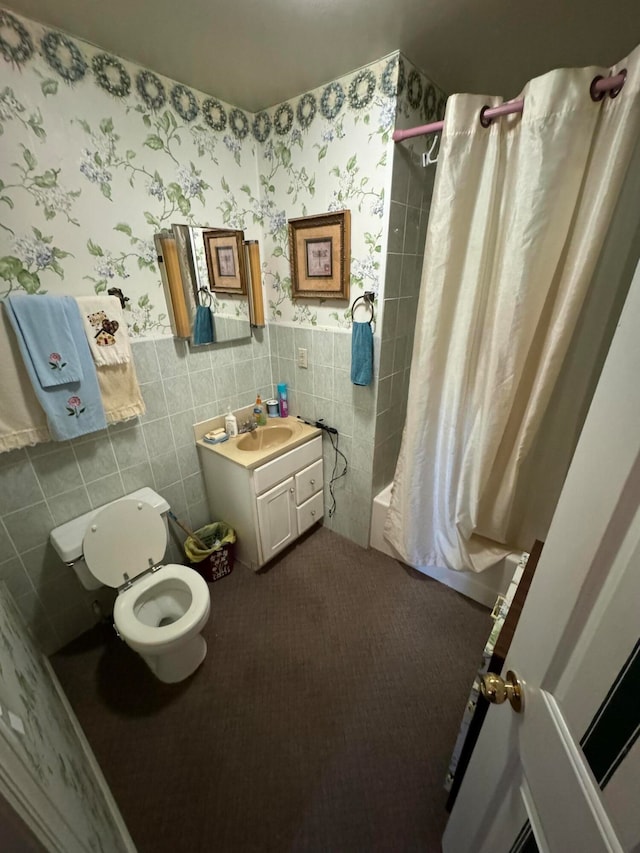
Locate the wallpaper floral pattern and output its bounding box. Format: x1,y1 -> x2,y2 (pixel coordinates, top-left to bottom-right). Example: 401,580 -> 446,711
253,58 -> 398,328
394,53 -> 447,164
0,583 -> 130,850
0,8 -> 443,335
0,8 -> 259,336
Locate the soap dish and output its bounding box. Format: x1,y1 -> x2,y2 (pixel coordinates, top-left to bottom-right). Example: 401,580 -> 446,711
203,431 -> 229,445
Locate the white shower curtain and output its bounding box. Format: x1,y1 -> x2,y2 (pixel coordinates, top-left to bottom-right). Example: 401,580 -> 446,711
385,46 -> 640,573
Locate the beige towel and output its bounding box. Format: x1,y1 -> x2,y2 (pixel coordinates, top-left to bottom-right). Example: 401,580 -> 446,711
0,305 -> 51,453
97,362 -> 145,424
0,304 -> 145,454
76,295 -> 131,366
75,295 -> 145,423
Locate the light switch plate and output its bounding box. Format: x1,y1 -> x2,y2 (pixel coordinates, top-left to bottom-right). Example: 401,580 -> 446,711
297,347 -> 308,369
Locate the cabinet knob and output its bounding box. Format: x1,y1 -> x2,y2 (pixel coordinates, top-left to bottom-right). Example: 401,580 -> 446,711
290,488 -> 294,493
310,479 -> 315,485
311,510 -> 316,516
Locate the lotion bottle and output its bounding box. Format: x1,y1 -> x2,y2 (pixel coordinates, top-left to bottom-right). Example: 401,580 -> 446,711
224,409 -> 238,437
254,394 -> 266,426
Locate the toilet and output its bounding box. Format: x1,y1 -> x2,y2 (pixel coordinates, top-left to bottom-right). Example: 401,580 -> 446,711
50,488 -> 211,684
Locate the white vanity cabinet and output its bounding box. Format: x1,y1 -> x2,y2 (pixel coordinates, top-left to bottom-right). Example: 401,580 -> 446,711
198,434 -> 323,570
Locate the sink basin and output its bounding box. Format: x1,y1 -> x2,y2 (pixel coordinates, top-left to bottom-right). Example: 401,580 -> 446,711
236,426 -> 293,451
197,415 -> 320,469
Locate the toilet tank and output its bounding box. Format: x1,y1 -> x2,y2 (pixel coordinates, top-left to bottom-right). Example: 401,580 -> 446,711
50,488 -> 171,590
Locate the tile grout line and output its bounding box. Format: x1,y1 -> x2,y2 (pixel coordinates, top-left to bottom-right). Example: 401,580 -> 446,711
6,450 -> 52,606
16,450 -> 62,644
149,338 -> 188,508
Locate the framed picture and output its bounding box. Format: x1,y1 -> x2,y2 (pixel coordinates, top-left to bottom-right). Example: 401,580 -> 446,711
288,210 -> 351,299
202,229 -> 247,294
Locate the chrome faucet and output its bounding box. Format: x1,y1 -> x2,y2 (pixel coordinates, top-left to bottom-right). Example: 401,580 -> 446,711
238,419 -> 258,434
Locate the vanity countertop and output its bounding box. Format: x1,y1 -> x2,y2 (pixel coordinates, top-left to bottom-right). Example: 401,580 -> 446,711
196,416 -> 321,470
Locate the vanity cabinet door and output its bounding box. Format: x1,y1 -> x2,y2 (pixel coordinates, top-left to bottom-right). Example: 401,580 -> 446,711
256,477 -> 298,562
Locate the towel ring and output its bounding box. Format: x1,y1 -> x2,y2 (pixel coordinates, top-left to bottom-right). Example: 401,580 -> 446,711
351,291 -> 375,326
198,287 -> 213,307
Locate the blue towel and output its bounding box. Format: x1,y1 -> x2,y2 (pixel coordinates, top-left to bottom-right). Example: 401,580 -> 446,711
193,305 -> 214,345
351,321 -> 374,386
6,293 -> 82,388
5,296 -> 107,441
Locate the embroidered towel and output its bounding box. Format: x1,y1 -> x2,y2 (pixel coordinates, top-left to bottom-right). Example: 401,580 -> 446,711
76,295 -> 131,365
350,321 -> 374,386
6,293 -> 82,387
5,296 -> 107,441
0,305 -> 50,453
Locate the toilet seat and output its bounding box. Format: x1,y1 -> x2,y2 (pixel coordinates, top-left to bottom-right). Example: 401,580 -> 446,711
83,500 -> 166,588
114,564 -> 210,651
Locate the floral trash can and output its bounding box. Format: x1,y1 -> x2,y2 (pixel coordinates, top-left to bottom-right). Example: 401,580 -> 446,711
183,522 -> 236,583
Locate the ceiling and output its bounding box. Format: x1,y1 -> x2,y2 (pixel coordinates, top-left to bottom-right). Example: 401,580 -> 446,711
6,0 -> 640,111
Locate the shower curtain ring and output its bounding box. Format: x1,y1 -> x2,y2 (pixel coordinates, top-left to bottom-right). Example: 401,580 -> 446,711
608,68 -> 627,98
590,75 -> 606,101
479,106 -> 493,128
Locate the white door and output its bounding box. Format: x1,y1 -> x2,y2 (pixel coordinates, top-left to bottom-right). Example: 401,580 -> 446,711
444,260 -> 640,853
256,476 -> 297,562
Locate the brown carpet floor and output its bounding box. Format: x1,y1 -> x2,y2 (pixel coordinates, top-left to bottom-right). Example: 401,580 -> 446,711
51,527 -> 490,853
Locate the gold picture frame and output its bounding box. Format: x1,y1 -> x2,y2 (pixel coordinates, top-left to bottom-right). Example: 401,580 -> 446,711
202,228 -> 247,295
288,210 -> 351,300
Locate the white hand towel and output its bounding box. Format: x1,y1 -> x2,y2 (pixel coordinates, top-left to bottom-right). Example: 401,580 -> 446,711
76,296 -> 131,366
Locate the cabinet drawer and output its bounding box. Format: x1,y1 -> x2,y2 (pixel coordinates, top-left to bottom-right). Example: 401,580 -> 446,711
296,491 -> 324,535
253,435 -> 322,496
295,459 -> 323,505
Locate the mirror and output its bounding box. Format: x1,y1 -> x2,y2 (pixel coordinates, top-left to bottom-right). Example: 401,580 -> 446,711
155,224 -> 252,346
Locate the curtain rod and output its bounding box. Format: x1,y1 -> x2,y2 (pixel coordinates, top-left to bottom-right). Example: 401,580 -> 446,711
392,70 -> 627,143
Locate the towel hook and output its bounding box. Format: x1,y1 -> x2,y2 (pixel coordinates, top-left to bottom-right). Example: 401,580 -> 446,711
198,287 -> 213,307
107,287 -> 129,310
422,133 -> 440,167
350,291 -> 375,326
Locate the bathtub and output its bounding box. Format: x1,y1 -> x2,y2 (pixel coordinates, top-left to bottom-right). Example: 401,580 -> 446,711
370,483 -> 522,608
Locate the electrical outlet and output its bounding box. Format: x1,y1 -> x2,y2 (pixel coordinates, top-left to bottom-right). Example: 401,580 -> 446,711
297,347 -> 308,369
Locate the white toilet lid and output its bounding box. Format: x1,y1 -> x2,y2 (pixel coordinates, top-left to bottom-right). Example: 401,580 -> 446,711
82,500 -> 167,588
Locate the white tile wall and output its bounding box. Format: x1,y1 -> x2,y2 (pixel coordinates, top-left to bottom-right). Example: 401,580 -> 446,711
270,324 -> 377,548
373,143 -> 436,493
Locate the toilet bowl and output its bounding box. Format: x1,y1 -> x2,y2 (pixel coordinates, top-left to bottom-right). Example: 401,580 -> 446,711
50,488 -> 211,684
114,564 -> 210,683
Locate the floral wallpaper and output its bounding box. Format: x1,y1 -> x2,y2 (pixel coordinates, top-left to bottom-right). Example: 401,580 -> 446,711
0,9 -> 446,340
253,57 -> 399,328
0,583 -> 131,850
0,7 -> 428,336
396,53 -> 447,126
0,8 -> 260,337
394,53 -> 447,162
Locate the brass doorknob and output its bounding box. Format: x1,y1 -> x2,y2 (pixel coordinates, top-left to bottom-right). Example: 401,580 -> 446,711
479,670 -> 524,713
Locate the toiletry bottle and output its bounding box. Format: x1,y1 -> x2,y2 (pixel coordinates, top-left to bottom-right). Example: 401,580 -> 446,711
225,409 -> 238,437
277,383 -> 289,418
254,394 -> 267,426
